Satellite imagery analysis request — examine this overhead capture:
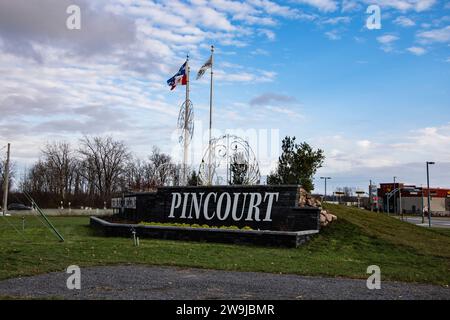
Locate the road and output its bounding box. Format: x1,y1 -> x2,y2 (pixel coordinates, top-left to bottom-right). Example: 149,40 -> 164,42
0,265 -> 448,300
397,216 -> 450,228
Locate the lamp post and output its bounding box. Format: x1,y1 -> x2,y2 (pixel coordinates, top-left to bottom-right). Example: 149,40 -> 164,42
426,161 -> 435,227
320,177 -> 332,203
420,184 -> 424,224
393,176 -> 397,215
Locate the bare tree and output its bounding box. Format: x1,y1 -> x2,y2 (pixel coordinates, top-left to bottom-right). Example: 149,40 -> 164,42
78,136 -> 131,203
41,142 -> 77,201
143,147 -> 174,187
19,139 -> 182,207
125,158 -> 146,192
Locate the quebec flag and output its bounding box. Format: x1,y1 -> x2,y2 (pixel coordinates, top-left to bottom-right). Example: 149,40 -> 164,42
167,62 -> 187,91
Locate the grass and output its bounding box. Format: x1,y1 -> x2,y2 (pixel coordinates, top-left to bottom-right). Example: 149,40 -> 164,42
0,204 -> 449,285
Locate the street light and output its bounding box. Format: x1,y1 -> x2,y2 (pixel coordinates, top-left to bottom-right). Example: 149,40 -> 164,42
393,176 -> 397,215
426,161 -> 435,228
320,177 -> 332,203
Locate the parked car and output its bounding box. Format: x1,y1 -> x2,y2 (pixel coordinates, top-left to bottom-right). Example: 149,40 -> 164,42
7,203 -> 32,211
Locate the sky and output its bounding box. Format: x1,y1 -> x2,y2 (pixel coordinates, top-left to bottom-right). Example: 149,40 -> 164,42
0,0 -> 449,194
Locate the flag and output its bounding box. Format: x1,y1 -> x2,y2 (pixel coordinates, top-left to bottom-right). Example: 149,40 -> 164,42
196,55 -> 212,80
167,62 -> 187,90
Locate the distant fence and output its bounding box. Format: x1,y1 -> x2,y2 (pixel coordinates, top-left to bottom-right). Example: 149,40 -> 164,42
6,208 -> 113,216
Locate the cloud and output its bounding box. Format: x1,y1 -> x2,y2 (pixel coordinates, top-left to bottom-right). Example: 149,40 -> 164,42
407,46 -> 427,55
394,16 -> 416,27
377,34 -> 399,52
250,93 -> 297,106
362,0 -> 437,12
322,16 -> 351,25
312,123 -> 450,191
0,0 -> 137,61
417,26 -> 450,44
247,93 -> 303,121
377,34 -> 400,44
325,30 -> 341,40
247,0 -> 302,19
341,0 -> 361,12
293,0 -> 338,12
250,48 -> 270,56
315,123 -> 450,173
258,29 -> 276,40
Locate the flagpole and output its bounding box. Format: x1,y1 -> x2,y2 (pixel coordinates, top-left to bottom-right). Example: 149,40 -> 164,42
208,45 -> 214,185
184,55 -> 190,186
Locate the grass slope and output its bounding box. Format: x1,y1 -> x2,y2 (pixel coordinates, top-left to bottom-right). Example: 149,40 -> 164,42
0,204 -> 449,285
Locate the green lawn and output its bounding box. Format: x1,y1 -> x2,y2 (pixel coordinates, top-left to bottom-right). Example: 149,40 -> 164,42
0,204 -> 449,285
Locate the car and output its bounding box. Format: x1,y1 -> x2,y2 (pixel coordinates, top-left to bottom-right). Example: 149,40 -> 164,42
7,203 -> 32,211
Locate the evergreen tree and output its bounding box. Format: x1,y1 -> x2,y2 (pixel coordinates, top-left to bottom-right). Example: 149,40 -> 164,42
187,170 -> 199,186
267,136 -> 325,192
229,152 -> 248,185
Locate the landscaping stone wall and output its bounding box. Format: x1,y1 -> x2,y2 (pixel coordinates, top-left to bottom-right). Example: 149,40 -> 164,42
114,185 -> 320,232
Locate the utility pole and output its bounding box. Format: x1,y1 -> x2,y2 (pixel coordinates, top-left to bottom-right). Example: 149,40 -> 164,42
320,177 -> 331,203
426,161 -> 435,228
2,143 -> 10,216
421,184 -> 424,224
369,180 -> 374,211
399,181 -> 403,220
393,176 -> 397,215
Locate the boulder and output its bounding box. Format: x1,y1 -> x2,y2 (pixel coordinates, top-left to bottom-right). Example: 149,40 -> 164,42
298,188 -> 337,227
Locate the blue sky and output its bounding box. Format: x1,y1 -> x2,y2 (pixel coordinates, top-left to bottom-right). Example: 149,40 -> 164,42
0,0 -> 449,193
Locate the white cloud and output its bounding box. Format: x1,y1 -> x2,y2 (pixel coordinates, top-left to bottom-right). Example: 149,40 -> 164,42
293,0 -> 338,12
377,34 -> 400,44
407,46 -> 427,55
394,16 -> 416,27
362,0 -> 436,12
377,34 -> 399,52
417,26 -> 450,43
258,29 -> 276,40
312,123 -> 450,191
322,16 -> 351,25
341,0 -> 361,12
250,48 -> 270,56
325,30 -> 341,40
0,0 -> 290,169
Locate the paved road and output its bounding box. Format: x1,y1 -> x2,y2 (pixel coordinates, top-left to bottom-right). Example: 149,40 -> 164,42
0,266 -> 448,300
397,216 -> 450,228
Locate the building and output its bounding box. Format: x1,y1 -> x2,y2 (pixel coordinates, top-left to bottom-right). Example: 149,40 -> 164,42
377,183 -> 450,216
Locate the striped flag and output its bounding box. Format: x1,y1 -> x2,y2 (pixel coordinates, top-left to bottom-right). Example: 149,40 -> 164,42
167,62 -> 187,90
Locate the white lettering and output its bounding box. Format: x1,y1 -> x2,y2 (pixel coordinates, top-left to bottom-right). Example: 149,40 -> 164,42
169,193 -> 182,218
180,193 -> 190,218
203,192 -> 217,220
217,192 -> 232,220
188,193 -> 204,219
246,193 -> 262,221
231,193 -> 243,221
263,192 -> 279,221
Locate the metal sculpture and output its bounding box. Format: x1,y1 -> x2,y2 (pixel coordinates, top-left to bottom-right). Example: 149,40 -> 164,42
198,134 -> 260,186
177,99 -> 194,146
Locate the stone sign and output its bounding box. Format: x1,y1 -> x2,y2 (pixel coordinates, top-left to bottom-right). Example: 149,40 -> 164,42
115,185 -> 320,232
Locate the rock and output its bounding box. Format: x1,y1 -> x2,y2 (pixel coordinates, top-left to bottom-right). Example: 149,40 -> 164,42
298,187 -> 337,227
320,214 -> 327,227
